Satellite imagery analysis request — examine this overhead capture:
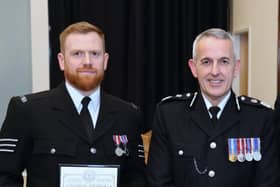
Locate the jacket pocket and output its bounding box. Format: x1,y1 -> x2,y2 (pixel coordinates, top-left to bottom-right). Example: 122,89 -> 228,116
32,139 -> 77,157
172,143 -> 205,186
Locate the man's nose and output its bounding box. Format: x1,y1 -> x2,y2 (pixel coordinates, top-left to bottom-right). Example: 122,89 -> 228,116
211,62 -> 220,75
83,53 -> 91,64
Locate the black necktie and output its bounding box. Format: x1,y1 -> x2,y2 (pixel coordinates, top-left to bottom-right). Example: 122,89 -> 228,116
80,96 -> 93,140
209,106 -> 220,125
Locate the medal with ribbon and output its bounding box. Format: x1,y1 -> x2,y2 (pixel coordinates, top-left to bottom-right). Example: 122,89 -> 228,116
113,135 -> 125,157
228,137 -> 261,163
228,138 -> 237,162
120,135 -> 129,156
237,138 -> 245,162
245,138 -> 253,161
252,138 -> 262,161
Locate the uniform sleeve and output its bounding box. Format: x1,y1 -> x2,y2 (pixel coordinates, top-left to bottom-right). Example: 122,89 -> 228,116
147,104 -> 174,187
0,97 -> 32,186
273,96 -> 280,157
121,107 -> 148,187
254,110 -> 280,187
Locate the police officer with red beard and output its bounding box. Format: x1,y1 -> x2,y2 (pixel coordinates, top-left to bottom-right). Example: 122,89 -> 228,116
0,21 -> 147,187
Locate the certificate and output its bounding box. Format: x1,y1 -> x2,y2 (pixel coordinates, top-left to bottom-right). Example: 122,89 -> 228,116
59,164 -> 120,187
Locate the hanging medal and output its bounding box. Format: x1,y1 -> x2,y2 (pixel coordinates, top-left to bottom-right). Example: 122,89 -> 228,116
113,135 -> 125,157
253,138 -> 262,161
237,138 -> 245,162
245,138 -> 253,161
120,135 -> 129,156
228,138 -> 237,162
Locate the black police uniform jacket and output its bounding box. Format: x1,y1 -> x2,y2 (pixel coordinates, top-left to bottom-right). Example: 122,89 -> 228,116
0,83 -> 147,187
147,91 -> 279,187
273,94 -> 280,158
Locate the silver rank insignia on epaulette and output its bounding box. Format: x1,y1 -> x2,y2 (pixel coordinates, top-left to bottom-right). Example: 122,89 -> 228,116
160,92 -> 198,108
260,101 -> 272,108
238,95 -> 272,109
161,95 -> 173,102
130,102 -> 139,110
0,138 -> 18,152
20,95 -> 28,103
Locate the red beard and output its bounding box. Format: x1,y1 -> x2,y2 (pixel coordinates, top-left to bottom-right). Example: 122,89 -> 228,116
64,66 -> 104,91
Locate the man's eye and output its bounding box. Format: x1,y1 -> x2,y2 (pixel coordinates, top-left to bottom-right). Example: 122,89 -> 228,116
219,59 -> 230,64
91,52 -> 101,57
201,60 -> 210,65
73,51 -> 83,56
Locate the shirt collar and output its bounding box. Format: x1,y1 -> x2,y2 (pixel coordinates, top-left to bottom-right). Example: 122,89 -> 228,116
202,91 -> 231,119
65,81 -> 100,113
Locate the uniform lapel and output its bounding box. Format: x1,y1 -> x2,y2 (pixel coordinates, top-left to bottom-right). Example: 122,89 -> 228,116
210,94 -> 240,139
92,92 -> 117,142
190,94 -> 214,137
50,83 -> 90,143
190,92 -> 240,138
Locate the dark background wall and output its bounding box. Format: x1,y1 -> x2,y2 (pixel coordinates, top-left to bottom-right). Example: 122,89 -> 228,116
48,0 -> 229,131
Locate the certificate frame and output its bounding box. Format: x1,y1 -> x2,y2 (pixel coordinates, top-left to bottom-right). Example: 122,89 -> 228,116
59,164 -> 120,187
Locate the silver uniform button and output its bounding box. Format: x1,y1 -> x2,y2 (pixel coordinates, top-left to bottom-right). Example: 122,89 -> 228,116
178,150 -> 184,156
50,148 -> 56,154
251,98 -> 258,103
208,170 -> 215,178
90,147 -> 96,154
210,142 -> 217,149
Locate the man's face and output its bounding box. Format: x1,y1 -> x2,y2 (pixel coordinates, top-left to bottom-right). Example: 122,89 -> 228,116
58,32 -> 109,92
188,37 -> 240,105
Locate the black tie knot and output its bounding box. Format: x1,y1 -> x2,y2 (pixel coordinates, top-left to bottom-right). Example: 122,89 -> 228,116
209,106 -> 220,120
81,96 -> 91,107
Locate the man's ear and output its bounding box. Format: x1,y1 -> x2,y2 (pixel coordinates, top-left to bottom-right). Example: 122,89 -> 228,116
103,53 -> 109,71
188,59 -> 198,78
57,53 -> 65,71
234,59 -> 240,78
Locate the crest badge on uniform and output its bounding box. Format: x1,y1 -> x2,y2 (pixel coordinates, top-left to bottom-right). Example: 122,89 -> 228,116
113,135 -> 129,157
228,137 -> 261,162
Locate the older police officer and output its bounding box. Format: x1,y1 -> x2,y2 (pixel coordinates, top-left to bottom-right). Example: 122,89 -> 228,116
147,28 -> 279,187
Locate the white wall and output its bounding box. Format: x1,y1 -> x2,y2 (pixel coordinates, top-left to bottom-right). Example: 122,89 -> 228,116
231,0 -> 279,106
0,0 -> 49,125
30,0 -> 50,92
0,0 -> 32,124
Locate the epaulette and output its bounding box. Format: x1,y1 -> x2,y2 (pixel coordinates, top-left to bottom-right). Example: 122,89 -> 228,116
19,95 -> 28,103
130,102 -> 139,110
160,92 -> 198,107
17,90 -> 49,104
237,95 -> 272,109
